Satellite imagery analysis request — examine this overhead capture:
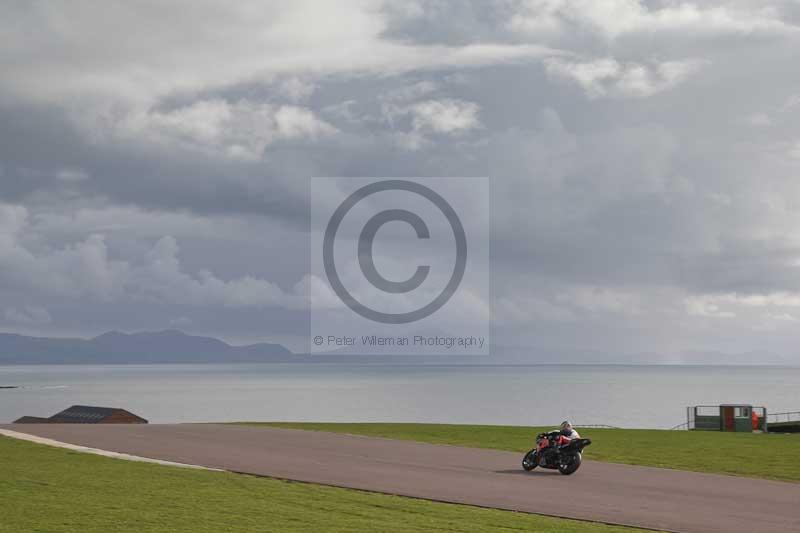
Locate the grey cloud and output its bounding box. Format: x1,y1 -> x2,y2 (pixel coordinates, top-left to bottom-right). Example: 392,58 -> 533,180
4,306 -> 52,325
2,1 -> 800,359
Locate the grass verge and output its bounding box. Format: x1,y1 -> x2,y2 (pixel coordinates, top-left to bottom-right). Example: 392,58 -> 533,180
0,435 -> 650,533
240,423 -> 800,483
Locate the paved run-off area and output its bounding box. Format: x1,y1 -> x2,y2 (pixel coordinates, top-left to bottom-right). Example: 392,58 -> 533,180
3,424 -> 799,533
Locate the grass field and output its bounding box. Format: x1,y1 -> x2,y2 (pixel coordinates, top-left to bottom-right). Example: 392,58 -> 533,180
242,423 -> 800,483
0,435 -> 650,533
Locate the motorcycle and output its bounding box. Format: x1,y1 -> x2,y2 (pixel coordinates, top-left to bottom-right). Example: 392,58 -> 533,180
521,431 -> 592,475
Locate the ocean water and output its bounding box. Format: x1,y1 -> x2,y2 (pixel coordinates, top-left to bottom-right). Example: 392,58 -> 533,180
1,364 -> 798,429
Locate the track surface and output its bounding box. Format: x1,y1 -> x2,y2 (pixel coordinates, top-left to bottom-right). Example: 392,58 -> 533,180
3,424 -> 799,533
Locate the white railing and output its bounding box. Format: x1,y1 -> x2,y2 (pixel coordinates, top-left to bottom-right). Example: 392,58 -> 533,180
767,411 -> 800,424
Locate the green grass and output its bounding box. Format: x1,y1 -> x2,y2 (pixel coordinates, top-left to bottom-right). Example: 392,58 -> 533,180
0,436 -> 649,533
240,423 -> 800,483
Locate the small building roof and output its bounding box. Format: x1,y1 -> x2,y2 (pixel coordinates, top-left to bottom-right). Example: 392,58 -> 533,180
48,405 -> 147,424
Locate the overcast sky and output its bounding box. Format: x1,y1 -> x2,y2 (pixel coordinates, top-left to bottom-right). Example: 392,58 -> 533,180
2,1 -> 800,362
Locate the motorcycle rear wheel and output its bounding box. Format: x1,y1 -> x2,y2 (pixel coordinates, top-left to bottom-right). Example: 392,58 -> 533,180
558,452 -> 581,475
522,449 -> 538,471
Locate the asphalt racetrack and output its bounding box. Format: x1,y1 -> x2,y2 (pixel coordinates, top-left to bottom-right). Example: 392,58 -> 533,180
3,424 -> 799,533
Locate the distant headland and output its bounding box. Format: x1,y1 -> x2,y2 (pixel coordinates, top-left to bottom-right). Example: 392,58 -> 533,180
0,330 -> 292,365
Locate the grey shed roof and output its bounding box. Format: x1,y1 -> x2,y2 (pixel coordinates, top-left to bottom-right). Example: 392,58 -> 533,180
48,405 -> 146,423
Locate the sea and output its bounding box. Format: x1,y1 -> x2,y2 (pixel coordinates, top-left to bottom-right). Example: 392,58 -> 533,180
1,364 -> 798,429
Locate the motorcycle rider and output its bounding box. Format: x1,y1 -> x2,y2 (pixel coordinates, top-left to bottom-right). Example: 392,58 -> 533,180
538,420 -> 580,457
559,420 -> 580,440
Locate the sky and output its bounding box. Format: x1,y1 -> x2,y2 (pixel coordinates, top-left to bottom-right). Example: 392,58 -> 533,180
2,1 -> 800,362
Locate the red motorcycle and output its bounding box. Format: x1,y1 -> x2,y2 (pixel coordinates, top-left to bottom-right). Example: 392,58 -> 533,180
522,431 -> 592,475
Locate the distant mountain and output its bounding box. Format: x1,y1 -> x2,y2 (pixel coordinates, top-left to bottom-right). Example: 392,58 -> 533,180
0,330 -> 293,364
0,330 -> 792,365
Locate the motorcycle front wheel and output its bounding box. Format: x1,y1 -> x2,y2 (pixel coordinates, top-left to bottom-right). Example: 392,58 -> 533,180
522,449 -> 538,471
558,452 -> 581,475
